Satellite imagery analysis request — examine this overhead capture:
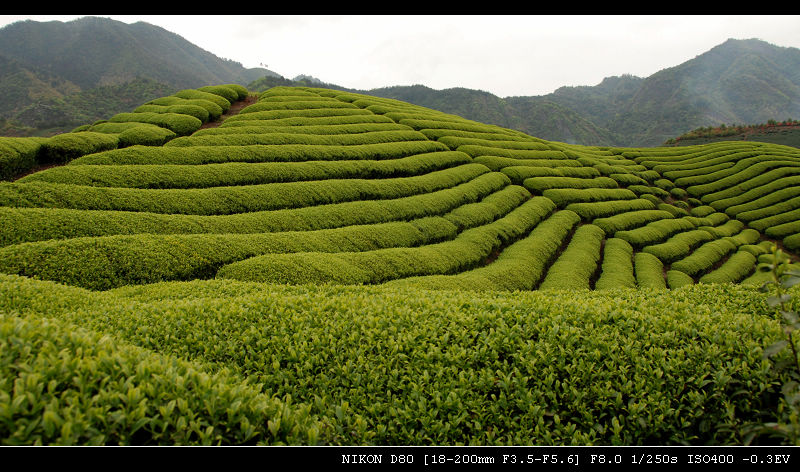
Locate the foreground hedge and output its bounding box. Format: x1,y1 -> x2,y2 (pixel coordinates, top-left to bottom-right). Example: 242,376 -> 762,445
0,275 -> 790,445
0,307 -> 319,445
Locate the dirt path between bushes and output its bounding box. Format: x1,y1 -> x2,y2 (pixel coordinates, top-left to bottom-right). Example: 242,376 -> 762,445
199,93 -> 257,129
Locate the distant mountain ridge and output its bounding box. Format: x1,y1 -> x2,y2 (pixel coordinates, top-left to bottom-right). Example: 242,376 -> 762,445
355,39 -> 800,147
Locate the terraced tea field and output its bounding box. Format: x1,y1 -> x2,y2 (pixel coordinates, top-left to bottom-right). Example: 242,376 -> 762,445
1,85 -> 799,446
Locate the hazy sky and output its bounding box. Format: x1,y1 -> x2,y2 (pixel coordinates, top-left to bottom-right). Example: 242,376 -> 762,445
1,15 -> 799,97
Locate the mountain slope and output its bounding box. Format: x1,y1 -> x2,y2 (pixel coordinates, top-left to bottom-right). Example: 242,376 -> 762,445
607,38 -> 800,146
0,17 -> 276,135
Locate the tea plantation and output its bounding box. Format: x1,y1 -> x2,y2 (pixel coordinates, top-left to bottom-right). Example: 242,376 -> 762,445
1,84 -> 799,445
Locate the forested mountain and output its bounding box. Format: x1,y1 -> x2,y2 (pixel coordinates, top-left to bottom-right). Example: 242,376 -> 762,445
0,17 -> 276,136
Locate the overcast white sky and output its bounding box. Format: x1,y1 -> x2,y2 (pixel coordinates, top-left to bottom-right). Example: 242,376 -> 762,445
1,15 -> 799,97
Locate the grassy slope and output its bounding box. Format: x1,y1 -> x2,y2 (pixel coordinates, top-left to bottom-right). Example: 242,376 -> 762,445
2,85 -> 800,445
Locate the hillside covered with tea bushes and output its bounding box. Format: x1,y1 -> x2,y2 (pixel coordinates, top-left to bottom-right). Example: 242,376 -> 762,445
1,84 -> 799,445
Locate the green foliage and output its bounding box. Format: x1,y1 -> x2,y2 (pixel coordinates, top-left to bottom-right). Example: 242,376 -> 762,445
542,188 -> 637,206
39,132 -> 119,164
133,104 -> 211,123
616,218 -> 697,248
523,176 -> 619,193
108,112 -> 202,137
0,218 -> 457,290
21,150 -> 472,189
671,239 -> 738,276
0,172 -> 508,247
387,209 -> 578,292
164,130 -> 428,147
71,141 -> 450,165
564,199 -> 655,220
217,197 -> 555,285
642,229 -> 716,263
0,137 -> 46,180
0,163 -> 491,215
197,85 -> 241,104
3,275 -> 784,445
634,252 -> 666,289
753,246 -> 800,444
539,224 -> 605,291
148,97 -> 223,121
666,270 -> 694,289
699,250 -> 757,285
592,210 -> 674,235
0,308 -> 320,445
173,89 -> 231,112
4,84 -> 800,446
595,238 -> 636,290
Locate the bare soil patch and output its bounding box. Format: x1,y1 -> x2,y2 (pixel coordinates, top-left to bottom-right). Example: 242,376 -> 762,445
200,93 -> 257,130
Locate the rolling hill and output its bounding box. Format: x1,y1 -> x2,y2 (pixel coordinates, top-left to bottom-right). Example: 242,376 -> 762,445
1,84 -> 799,446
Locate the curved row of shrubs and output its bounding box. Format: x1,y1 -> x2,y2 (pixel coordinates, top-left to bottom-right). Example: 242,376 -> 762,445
0,84 -> 247,181
0,163 -> 493,215
217,197 -> 556,285
21,151 -> 473,189
0,172 -> 511,247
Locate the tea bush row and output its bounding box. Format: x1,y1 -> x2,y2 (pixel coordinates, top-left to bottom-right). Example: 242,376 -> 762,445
0,137 -> 48,180
591,210 -> 675,235
0,163 -> 491,215
0,309 -> 321,445
224,108 -> 373,124
147,96 -> 223,121
564,198 -> 656,220
164,130 -> 429,147
523,176 -> 619,193
133,104 -> 211,123
539,224 -> 605,291
21,151 -> 473,189
220,114 -> 394,128
0,217 -> 458,290
0,172 -> 511,247
70,141 -> 450,165
616,218 -> 697,248
474,156 -> 582,172
594,238 -> 636,290
216,197 -> 556,285
698,250 -> 758,284
385,209 -> 579,292
542,188 -> 637,206
194,122 -> 413,137
501,165 -> 601,184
